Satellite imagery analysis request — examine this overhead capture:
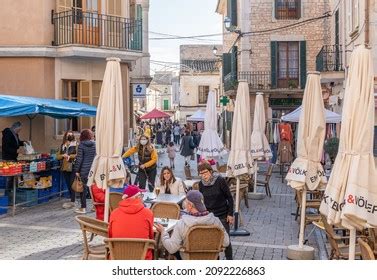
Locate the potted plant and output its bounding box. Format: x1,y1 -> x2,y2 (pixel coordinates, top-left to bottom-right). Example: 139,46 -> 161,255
288,80 -> 297,89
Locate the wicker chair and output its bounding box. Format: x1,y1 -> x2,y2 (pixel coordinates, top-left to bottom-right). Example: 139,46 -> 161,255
104,238 -> 156,260
216,163 -> 227,173
180,225 -> 224,260
368,228 -> 377,257
184,165 -> 201,180
75,215 -> 109,260
109,192 -> 123,213
358,238 -> 375,260
151,202 -> 180,219
256,164 -> 274,197
294,190 -> 322,221
321,215 -> 361,260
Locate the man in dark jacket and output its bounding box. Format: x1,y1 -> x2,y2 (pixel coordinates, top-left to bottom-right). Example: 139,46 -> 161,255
2,121 -> 25,161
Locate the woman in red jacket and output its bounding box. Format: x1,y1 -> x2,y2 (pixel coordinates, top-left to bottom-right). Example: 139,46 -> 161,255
91,184 -> 105,220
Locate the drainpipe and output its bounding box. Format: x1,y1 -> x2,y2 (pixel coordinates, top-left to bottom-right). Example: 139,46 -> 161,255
365,0 -> 370,46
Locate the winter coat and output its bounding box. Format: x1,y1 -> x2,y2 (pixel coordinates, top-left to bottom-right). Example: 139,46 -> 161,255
167,146 -> 176,159
180,135 -> 194,157
160,212 -> 230,259
109,198 -> 154,260
56,141 -> 77,172
199,174 -> 234,218
73,140 -> 96,180
1,128 -> 24,161
157,178 -> 186,196
91,184 -> 105,221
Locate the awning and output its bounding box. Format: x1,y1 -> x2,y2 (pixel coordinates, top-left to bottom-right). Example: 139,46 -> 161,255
0,94 -> 96,118
140,108 -> 170,119
281,105 -> 341,123
187,109 -> 205,122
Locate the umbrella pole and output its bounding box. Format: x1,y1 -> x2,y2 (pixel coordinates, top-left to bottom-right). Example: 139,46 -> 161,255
298,188 -> 307,248
104,188 -> 110,223
230,177 -> 250,236
349,228 -> 356,260
249,161 -> 265,200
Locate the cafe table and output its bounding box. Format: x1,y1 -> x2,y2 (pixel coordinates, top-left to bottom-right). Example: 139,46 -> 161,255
143,192 -> 186,205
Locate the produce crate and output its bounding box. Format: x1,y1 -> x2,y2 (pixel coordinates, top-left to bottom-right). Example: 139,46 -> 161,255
16,189 -> 38,207
37,188 -> 50,204
0,196 -> 8,215
0,176 -> 7,188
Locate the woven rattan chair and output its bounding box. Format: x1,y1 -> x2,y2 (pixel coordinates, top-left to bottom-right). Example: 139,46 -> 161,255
180,225 -> 224,260
104,238 -> 156,260
109,192 -> 123,213
368,228 -> 377,257
294,190 -> 322,221
184,165 -> 201,180
75,215 -> 108,260
151,202 -> 180,219
321,215 -> 361,260
358,238 -> 375,260
216,163 -> 227,173
256,164 -> 273,197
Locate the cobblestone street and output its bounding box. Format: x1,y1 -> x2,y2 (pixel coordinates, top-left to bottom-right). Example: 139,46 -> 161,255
0,150 -> 328,260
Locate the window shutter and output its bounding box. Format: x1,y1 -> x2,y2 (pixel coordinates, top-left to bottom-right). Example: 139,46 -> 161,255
136,4 -> 142,19
227,0 -> 237,26
270,41 -> 277,89
300,41 -> 307,89
222,53 -> 232,78
231,46 -> 238,80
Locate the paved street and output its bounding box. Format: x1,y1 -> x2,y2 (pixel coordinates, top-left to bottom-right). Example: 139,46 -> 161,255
0,148 -> 328,260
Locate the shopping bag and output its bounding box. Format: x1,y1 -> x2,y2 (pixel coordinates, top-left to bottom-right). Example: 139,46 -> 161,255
24,142 -> 35,154
71,175 -> 84,193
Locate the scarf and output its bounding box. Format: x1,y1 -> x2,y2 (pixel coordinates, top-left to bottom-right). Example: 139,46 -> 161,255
200,172 -> 219,186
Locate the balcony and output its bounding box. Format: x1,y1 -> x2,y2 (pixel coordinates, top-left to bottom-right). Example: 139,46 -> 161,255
238,71 -> 271,90
316,45 -> 343,72
224,72 -> 238,92
53,10 -> 142,51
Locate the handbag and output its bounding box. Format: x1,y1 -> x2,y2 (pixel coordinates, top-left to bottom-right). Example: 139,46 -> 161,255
71,175 -> 84,193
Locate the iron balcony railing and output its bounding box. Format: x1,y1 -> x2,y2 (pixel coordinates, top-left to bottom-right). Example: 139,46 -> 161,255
238,71 -> 271,90
224,72 -> 238,92
316,45 -> 343,72
275,0 -> 301,20
53,9 -> 142,51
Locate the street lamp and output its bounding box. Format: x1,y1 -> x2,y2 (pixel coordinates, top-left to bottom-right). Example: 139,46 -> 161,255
224,16 -> 242,35
212,46 -> 218,56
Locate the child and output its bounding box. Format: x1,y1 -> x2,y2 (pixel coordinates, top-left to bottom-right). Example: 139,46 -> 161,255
167,142 -> 176,169
90,184 -> 105,220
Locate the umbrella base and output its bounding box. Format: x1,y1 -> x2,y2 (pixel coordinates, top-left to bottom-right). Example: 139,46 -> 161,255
287,244 -> 315,260
230,228 -> 250,236
248,192 -> 265,200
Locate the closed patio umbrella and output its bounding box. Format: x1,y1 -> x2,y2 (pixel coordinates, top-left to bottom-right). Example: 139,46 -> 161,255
197,90 -> 226,158
250,92 -> 272,199
285,71 -> 327,259
87,58 -> 128,222
320,45 -> 377,259
227,81 -> 254,236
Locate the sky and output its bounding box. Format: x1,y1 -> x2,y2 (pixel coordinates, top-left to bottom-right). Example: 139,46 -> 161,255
149,0 -> 223,74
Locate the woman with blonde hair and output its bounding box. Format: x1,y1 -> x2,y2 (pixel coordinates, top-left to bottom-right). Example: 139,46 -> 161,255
157,166 -> 186,196
123,135 -> 158,191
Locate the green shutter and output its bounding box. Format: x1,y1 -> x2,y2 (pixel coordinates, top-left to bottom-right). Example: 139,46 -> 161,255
163,100 -> 169,111
136,4 -> 142,19
227,0 -> 237,26
300,41 -> 307,89
231,46 -> 238,79
222,53 -> 232,77
271,41 -> 278,89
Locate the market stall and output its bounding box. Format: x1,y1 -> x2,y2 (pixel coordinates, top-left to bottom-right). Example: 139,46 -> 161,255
0,94 -> 96,216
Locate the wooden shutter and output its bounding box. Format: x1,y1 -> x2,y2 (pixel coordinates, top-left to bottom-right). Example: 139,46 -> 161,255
231,46 -> 238,79
57,0 -> 72,12
227,0 -> 237,26
79,81 -> 92,129
271,41 -> 278,89
300,41 -> 307,89
222,53 -> 232,78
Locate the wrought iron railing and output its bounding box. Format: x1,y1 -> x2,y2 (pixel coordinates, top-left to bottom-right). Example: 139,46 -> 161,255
238,71 -> 271,90
224,72 -> 238,92
316,45 -> 343,72
53,9 -> 142,51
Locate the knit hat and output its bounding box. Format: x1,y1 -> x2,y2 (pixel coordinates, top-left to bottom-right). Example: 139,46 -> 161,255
186,190 -> 207,212
123,185 -> 146,199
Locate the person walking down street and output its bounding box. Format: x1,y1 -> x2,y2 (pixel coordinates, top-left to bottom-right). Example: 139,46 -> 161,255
180,131 -> 195,166
156,166 -> 186,196
165,125 -> 172,147
173,124 -> 181,145
57,131 -> 78,209
123,135 -> 158,191
73,129 -> 96,214
167,142 -> 177,169
156,190 -> 229,260
197,162 -> 234,260
109,185 -> 154,260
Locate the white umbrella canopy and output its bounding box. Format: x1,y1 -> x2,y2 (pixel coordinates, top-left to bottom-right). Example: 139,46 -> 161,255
320,46 -> 377,230
286,72 -> 327,191
250,93 -> 272,160
87,58 -> 128,221
197,91 -> 226,158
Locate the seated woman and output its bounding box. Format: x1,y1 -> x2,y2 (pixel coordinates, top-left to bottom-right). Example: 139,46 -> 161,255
157,166 -> 186,195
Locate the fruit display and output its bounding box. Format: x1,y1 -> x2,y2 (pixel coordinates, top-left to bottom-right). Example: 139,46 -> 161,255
0,158 -> 60,176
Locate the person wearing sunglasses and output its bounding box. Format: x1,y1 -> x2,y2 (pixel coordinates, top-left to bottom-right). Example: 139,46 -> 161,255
197,161 -> 234,260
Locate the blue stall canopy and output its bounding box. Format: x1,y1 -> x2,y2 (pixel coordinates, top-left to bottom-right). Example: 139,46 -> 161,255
0,94 -> 96,118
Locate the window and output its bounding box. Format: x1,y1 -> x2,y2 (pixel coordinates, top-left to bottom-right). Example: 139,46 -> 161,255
163,99 -> 169,111
108,0 -> 122,16
275,0 -> 301,20
198,86 -> 210,104
277,42 -> 299,88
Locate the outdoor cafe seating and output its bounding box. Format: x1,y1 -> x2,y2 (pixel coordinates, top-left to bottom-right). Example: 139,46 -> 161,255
104,238 -> 156,260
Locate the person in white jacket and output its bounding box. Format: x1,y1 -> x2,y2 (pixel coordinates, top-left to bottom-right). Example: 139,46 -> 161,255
155,190 -> 229,260
156,166 -> 186,195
